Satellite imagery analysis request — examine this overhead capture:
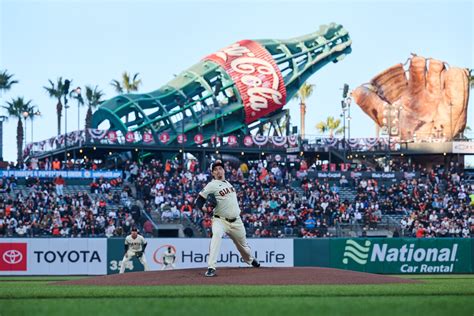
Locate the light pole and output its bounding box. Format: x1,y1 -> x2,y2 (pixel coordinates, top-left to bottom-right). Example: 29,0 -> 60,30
341,101 -> 346,164
346,97 -> 352,140
31,110 -> 41,143
22,111 -> 29,149
70,87 -> 82,131
64,103 -> 70,162
341,84 -> 350,164
0,116 -> 7,161
63,79 -> 71,163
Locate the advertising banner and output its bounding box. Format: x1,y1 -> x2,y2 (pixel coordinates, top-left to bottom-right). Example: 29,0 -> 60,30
0,170 -> 122,179
204,40 -> 287,124
0,239 -> 107,275
108,238 -> 293,273
330,238 -> 472,273
307,171 -> 419,180
452,141 -> 474,154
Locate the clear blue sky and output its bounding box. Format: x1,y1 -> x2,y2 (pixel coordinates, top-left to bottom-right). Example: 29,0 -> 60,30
1,0 -> 472,163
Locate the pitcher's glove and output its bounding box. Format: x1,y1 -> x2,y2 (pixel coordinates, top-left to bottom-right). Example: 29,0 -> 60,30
135,251 -> 143,258
206,193 -> 217,208
352,54 -> 469,141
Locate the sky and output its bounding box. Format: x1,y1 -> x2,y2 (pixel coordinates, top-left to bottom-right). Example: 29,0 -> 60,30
0,0 -> 473,163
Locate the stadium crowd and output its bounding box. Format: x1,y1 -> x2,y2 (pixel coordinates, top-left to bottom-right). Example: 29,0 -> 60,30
0,157 -> 472,239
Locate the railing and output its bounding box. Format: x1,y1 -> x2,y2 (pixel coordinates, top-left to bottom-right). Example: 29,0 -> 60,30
335,216 -> 400,237
25,128 -> 474,159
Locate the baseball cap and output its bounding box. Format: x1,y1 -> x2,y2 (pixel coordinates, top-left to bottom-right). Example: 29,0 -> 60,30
131,227 -> 138,232
210,160 -> 224,172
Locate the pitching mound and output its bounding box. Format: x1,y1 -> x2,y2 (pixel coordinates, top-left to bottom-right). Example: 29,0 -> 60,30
57,267 -> 418,286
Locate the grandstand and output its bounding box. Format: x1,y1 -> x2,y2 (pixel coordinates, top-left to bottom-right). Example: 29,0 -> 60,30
1,149 -> 472,240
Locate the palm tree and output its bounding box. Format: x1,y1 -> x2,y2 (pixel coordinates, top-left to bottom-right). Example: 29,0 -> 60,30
0,70 -> 19,96
316,116 -> 343,138
292,82 -> 314,139
44,77 -> 67,136
110,72 -> 142,94
84,85 -> 105,130
2,97 -> 34,164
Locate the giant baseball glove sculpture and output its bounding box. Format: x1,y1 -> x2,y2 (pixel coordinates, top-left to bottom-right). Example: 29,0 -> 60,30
352,55 -> 469,141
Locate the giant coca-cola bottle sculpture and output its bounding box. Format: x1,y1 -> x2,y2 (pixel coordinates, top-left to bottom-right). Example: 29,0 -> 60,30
91,23 -> 352,145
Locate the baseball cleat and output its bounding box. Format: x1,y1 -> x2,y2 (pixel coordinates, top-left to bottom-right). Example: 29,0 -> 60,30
251,259 -> 261,268
205,268 -> 216,277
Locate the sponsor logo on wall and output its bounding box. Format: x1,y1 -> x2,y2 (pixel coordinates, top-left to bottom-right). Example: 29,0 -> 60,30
145,238 -> 293,270
0,239 -> 107,275
0,243 -> 27,271
342,239 -> 459,273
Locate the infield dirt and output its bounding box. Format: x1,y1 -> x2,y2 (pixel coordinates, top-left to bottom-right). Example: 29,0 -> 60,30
56,267 -> 419,286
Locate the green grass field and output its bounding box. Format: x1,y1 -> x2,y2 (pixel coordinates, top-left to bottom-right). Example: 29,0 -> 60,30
0,275 -> 473,316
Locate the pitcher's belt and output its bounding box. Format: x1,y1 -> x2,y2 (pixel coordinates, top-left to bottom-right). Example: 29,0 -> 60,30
214,215 -> 237,223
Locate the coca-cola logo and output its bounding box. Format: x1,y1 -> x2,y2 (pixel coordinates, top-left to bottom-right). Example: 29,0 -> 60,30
216,43 -> 283,112
205,40 -> 286,124
3,250 -> 23,264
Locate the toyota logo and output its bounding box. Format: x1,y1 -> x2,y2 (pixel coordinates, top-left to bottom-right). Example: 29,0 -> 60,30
3,250 -> 23,264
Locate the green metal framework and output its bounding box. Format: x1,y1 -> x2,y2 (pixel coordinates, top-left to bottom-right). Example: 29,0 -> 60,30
91,23 -> 352,145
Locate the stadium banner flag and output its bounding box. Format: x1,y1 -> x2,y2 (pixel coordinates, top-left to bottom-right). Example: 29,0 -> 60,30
107,238 -> 145,274
0,238 -> 107,275
292,238 -> 471,274
107,238 -> 293,273
0,170 -> 122,179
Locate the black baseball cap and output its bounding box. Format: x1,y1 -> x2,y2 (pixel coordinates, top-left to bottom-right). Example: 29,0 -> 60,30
211,160 -> 224,172
131,227 -> 138,232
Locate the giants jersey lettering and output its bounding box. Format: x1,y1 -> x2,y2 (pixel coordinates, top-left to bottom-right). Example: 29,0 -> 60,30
200,179 -> 241,218
125,234 -> 147,252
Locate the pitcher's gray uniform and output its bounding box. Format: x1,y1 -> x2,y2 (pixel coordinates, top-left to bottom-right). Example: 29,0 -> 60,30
119,228 -> 150,273
195,160 -> 260,277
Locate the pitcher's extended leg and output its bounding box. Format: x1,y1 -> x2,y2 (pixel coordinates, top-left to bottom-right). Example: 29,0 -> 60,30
208,218 -> 226,269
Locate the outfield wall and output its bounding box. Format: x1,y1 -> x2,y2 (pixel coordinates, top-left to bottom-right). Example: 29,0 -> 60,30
0,238 -> 472,275
0,238 -> 107,275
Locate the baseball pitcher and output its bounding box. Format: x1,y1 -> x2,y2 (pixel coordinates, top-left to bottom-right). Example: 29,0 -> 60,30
195,159 -> 260,277
119,227 -> 150,273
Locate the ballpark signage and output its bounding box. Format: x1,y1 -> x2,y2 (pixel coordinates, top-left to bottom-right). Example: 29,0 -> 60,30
331,238 -> 472,274
0,239 -> 107,275
0,170 -> 122,179
107,238 -> 293,273
0,242 -> 27,271
452,141 -> 474,154
204,40 -> 287,124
